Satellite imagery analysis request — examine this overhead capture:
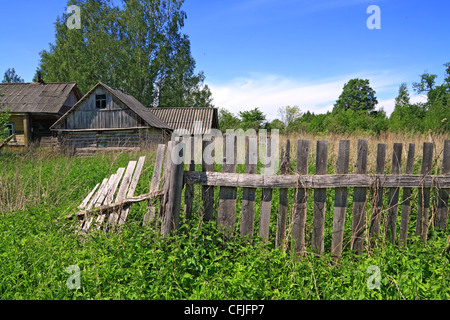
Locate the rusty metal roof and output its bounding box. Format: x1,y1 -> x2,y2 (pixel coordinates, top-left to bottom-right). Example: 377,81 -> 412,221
0,82 -> 82,114
150,107 -> 219,135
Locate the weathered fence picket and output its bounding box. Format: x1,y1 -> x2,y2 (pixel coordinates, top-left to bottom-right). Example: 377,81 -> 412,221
217,134 -> 238,236
351,139 -> 369,255
415,142 -> 434,243
312,140 -> 328,254
331,140 -> 350,258
292,139 -> 310,256
368,143 -> 386,240
259,137 -> 274,240
202,139 -> 215,221
436,140 -> 450,230
240,137 -> 258,239
276,139 -> 291,248
399,143 -> 416,246
385,143 -> 402,243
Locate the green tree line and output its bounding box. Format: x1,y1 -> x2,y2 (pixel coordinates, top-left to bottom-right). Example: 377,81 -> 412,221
219,64 -> 450,135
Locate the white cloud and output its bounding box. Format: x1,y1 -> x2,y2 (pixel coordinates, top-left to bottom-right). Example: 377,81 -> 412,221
208,71 -> 409,120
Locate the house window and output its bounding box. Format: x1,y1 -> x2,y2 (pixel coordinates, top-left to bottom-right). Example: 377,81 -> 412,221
5,122 -> 14,137
96,94 -> 107,109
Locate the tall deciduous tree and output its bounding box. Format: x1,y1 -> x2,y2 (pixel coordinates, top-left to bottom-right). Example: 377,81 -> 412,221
333,78 -> 378,113
38,0 -> 212,107
389,83 -> 425,132
411,64 -> 450,132
277,105 -> 302,129
238,107 -> 267,131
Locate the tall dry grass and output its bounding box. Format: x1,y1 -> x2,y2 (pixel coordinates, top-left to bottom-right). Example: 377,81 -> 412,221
280,131 -> 449,174
0,147 -> 158,216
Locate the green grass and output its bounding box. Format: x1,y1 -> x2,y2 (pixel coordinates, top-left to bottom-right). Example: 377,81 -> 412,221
0,148 -> 450,300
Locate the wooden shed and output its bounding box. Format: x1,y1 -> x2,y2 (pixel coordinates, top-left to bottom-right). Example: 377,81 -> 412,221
0,82 -> 82,150
150,107 -> 219,135
50,82 -> 171,154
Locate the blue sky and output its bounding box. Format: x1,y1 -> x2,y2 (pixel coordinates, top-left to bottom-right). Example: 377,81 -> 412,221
1,1 -> 449,120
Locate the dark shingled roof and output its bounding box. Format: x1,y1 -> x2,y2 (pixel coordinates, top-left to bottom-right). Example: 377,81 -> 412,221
0,82 -> 81,114
51,82 -> 171,130
150,107 -> 219,135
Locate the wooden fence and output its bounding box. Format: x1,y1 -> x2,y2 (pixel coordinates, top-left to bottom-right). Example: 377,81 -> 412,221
164,136 -> 450,257
70,136 -> 450,258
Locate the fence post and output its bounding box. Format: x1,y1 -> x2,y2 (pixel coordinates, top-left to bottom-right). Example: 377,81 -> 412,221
331,140 -> 350,258
312,140 -> 328,254
399,143 -> 416,246
276,139 -> 290,248
292,139 -> 310,256
435,140 -> 450,230
161,140 -> 185,237
351,139 -> 369,255
385,143 -> 402,243
415,142 -> 434,243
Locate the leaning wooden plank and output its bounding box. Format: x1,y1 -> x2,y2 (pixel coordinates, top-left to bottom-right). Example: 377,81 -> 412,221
399,143 -> 416,247
184,172 -> 450,189
312,140 -> 328,254
95,174 -> 117,208
115,161 -> 137,203
143,144 -> 166,226
351,139 -> 369,255
435,140 -> 450,230
126,156 -> 146,198
104,168 -> 125,205
86,178 -> 108,210
368,143 -> 386,240
415,142 -> 434,243
292,139 -> 310,256
78,183 -> 100,209
103,166 -> 128,230
118,156 -> 146,227
259,137 -> 274,240
331,140 -> 350,258
67,190 -> 164,220
150,145 -> 166,193
385,143 -> 403,243
240,137 -> 258,239
217,134 -> 238,237
276,139 -> 290,249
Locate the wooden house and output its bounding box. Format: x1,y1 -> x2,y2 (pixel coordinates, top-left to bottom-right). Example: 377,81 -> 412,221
50,82 -> 171,153
0,82 -> 82,150
150,107 -> 219,135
